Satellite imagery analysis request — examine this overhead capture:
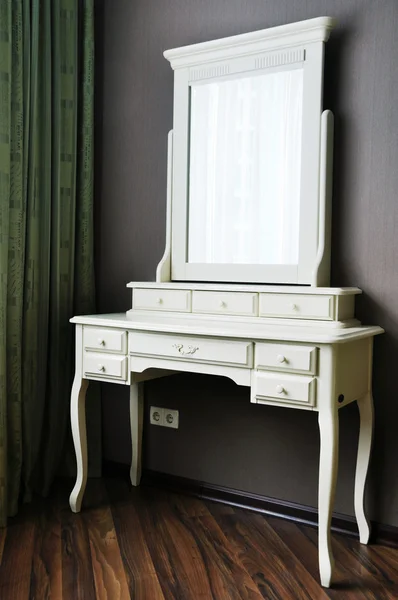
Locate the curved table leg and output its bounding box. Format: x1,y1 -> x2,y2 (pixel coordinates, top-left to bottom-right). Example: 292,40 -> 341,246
318,391 -> 339,587
354,391 -> 374,544
130,381 -> 144,486
69,375 -> 89,513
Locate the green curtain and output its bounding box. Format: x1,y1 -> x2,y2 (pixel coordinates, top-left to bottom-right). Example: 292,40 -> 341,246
0,0 -> 97,527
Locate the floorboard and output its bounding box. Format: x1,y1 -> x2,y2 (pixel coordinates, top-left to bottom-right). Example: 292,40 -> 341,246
83,481 -> 131,600
61,502 -> 97,600
211,505 -> 329,600
107,479 -> 165,599
0,477 -> 397,600
0,505 -> 36,600
30,498 -> 62,600
268,515 -> 396,599
0,527 -> 6,564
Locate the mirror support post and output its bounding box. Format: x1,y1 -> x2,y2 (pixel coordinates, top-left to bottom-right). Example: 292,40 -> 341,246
156,130 -> 174,283
312,110 -> 334,287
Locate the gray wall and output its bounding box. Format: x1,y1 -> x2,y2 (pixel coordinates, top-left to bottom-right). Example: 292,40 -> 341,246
95,0 -> 398,526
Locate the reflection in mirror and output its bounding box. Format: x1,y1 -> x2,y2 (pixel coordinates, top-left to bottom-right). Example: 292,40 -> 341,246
188,69 -> 303,265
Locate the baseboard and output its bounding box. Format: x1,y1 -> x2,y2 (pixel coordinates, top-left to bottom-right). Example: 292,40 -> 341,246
102,460 -> 398,548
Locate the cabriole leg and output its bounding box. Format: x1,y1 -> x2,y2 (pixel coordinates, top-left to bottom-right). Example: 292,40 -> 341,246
318,403 -> 339,587
354,391 -> 374,544
69,375 -> 89,513
130,381 -> 144,486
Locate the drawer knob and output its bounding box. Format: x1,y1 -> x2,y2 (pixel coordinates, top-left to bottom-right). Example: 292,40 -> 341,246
291,303 -> 298,311
276,384 -> 285,394
219,301 -> 227,308
156,297 -> 163,305
98,338 -> 105,346
98,364 -> 105,372
277,354 -> 286,363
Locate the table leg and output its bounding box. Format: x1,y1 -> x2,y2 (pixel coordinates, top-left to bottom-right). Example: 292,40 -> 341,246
69,375 -> 89,513
130,381 -> 144,486
318,392 -> 339,587
354,391 -> 374,544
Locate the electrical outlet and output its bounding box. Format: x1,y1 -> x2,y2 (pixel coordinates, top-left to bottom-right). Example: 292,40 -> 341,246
164,409 -> 179,429
150,406 -> 164,426
149,407 -> 179,429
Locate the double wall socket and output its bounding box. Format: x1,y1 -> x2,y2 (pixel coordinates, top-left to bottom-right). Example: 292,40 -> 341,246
150,406 -> 179,429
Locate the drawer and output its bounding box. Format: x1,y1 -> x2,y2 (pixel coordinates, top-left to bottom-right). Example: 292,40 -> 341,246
83,352 -> 127,381
133,288 -> 191,312
129,332 -> 253,368
259,294 -> 334,320
251,371 -> 316,409
255,343 -> 317,375
84,327 -> 127,353
192,291 -> 258,317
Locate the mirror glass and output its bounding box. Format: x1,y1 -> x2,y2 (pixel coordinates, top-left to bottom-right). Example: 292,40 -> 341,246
188,69 -> 303,265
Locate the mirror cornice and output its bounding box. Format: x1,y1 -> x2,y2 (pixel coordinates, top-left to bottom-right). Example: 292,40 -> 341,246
164,16 -> 336,70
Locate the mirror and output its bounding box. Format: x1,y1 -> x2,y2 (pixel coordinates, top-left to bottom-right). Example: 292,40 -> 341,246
164,17 -> 334,285
188,69 -> 303,266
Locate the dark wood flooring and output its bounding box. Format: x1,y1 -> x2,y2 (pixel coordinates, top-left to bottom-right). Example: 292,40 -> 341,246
0,477 -> 397,599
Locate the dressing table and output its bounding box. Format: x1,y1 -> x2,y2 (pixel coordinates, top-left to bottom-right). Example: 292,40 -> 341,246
69,17 -> 383,588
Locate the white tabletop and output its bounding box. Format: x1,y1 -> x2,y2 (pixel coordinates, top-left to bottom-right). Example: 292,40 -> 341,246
71,312 -> 383,345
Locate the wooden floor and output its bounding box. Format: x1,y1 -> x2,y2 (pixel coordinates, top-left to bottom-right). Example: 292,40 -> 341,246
0,477 -> 397,599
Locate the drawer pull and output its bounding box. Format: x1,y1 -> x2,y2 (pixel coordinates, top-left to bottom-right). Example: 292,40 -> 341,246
98,338 -> 105,346
98,364 -> 106,372
173,343 -> 199,356
291,303 -> 298,311
277,354 -> 286,363
275,384 -> 285,394
156,297 -> 163,305
219,301 -> 227,308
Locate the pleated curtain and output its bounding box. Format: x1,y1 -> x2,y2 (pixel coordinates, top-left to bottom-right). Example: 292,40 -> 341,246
0,0 -> 98,527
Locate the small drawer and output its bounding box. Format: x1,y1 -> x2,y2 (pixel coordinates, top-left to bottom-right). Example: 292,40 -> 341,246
129,332 -> 253,368
133,288 -> 191,312
83,353 -> 127,381
255,343 -> 317,375
84,327 -> 127,353
192,291 -> 258,317
251,372 -> 316,409
259,294 -> 334,320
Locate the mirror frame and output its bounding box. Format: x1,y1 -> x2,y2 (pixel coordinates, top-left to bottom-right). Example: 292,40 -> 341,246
164,17 -> 335,285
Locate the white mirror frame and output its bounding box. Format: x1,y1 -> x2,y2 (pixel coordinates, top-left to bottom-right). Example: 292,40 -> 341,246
162,17 -> 335,286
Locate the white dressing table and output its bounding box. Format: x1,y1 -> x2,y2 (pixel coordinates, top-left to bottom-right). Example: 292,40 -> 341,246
69,17 -> 383,588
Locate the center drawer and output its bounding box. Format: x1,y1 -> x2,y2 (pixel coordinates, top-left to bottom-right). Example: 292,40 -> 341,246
129,332 -> 253,368
255,342 -> 317,375
192,291 -> 258,317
